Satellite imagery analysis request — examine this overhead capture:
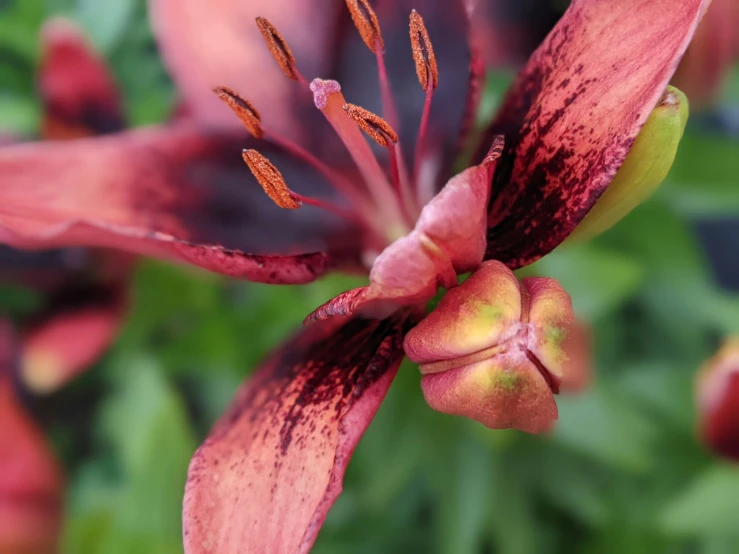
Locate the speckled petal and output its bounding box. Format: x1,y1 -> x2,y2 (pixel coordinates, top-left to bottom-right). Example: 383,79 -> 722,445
481,0 -> 710,268
183,312 -> 413,554
0,126 -> 352,283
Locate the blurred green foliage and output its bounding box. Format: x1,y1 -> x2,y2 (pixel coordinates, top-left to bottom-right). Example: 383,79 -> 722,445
2,1 -> 739,553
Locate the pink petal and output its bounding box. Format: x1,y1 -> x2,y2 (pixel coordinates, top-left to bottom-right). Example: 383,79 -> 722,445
38,18 -> 124,138
482,0 -> 709,268
0,126 -> 350,283
0,323 -> 63,554
183,313 -> 413,554
416,136 -> 503,273
149,0 -> 333,137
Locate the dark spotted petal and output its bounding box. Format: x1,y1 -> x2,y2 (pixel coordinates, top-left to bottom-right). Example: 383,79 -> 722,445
480,0 -> 709,268
0,322 -> 63,554
183,312 -> 413,554
39,18 -> 125,138
0,126 -> 357,283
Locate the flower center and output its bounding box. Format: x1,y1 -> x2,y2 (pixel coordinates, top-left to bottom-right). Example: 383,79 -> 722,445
214,3 -> 442,263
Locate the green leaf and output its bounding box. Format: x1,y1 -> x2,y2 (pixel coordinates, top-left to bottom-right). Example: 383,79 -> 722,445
64,360 -> 196,553
523,244 -> 644,320
616,364 -> 695,430
666,132 -> 739,216
552,386 -> 659,472
659,465 -> 739,536
0,94 -> 39,134
433,438 -> 495,554
75,0 -> 134,52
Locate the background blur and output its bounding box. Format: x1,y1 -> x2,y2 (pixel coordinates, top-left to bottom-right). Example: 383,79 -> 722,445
2,1 -> 739,553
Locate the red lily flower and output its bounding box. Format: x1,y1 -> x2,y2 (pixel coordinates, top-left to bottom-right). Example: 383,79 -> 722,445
696,338 -> 739,461
0,0 -> 708,552
0,321 -> 64,554
1,19 -> 131,393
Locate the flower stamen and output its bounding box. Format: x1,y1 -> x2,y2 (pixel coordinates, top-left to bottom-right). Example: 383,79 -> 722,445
344,1 -> 400,133
255,17 -> 304,84
214,86 -> 375,214
410,10 -> 438,198
242,149 -> 301,209
345,0 -> 384,53
409,10 -> 438,91
309,78 -> 405,228
213,86 -> 264,138
343,103 -> 416,220
342,103 -> 397,147
242,149 -> 358,222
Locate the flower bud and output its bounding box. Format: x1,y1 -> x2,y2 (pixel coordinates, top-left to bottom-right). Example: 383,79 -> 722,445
404,261 -> 588,434
696,339 -> 739,461
0,323 -> 63,554
568,85 -> 689,242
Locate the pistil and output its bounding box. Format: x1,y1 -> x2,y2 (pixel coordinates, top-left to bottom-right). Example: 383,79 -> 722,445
310,78 -> 405,229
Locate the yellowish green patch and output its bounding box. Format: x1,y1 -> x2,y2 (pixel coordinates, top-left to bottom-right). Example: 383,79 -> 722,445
495,371 -> 519,391
544,326 -> 567,347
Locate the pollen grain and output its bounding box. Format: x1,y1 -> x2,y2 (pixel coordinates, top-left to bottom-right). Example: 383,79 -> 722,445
255,17 -> 299,80
345,0 -> 384,53
213,86 -> 263,138
242,149 -> 301,209
409,10 -> 438,91
343,103 -> 398,147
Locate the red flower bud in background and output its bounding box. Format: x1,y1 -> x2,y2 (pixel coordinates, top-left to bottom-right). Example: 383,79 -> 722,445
696,339 -> 739,461
671,0 -> 738,108
404,260 -> 588,434
0,323 -> 63,554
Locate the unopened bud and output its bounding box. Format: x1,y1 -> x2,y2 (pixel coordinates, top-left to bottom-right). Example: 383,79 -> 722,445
404,260 -> 588,434
569,85 -> 689,242
696,338 -> 739,461
0,372 -> 63,553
